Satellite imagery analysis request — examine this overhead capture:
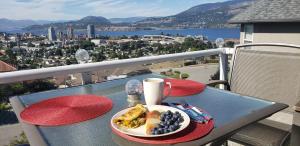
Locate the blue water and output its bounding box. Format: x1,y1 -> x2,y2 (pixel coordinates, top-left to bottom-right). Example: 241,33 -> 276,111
6,28 -> 239,40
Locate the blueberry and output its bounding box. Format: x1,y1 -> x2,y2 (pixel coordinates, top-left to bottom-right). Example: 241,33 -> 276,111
168,127 -> 174,132
174,125 -> 180,130
178,117 -> 184,123
153,127 -> 158,131
159,124 -> 164,128
170,120 -> 175,125
151,130 -> 156,135
173,115 -> 178,119
166,121 -> 172,125
172,117 -> 177,121
174,122 -> 179,127
170,125 -> 176,131
162,121 -> 168,126
157,129 -> 162,134
166,115 -> 171,120
175,111 -> 180,115
164,125 -> 169,129
167,110 -> 171,115
154,131 -> 159,135
163,129 -> 169,133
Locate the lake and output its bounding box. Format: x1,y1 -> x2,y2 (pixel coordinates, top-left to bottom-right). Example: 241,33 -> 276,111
7,28 -> 240,41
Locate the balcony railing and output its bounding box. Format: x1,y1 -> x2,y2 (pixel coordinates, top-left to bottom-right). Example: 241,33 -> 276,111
0,47 -> 234,89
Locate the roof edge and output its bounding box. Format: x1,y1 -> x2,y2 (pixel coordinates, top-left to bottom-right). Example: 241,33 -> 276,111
228,18 -> 300,24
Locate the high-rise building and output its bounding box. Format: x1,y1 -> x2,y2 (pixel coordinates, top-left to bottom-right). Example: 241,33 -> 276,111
87,24 -> 95,39
67,26 -> 74,40
48,26 -> 57,41
58,31 -> 64,41
16,33 -> 21,48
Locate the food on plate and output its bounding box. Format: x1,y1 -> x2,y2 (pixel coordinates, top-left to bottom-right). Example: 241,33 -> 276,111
145,110 -> 161,134
113,104 -> 147,128
151,110 -> 184,135
112,104 -> 186,136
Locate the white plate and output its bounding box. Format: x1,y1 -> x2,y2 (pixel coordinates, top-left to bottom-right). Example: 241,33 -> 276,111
111,105 -> 190,137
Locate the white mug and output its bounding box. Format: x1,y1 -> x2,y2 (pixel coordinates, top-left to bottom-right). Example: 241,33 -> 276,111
143,78 -> 171,106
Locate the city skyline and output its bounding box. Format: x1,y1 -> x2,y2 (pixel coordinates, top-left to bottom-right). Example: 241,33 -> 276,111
0,0 -> 227,20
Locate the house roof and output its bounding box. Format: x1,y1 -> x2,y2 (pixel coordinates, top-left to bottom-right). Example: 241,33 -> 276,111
229,0 -> 300,24
0,61 -> 16,72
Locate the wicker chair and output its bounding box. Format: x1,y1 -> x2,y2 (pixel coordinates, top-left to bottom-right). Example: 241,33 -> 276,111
208,43 -> 300,146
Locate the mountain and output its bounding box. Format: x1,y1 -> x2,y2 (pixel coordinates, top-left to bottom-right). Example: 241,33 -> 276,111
0,18 -> 59,31
24,16 -> 111,31
135,0 -> 254,28
21,0 -> 254,32
77,16 -> 111,24
109,17 -> 148,24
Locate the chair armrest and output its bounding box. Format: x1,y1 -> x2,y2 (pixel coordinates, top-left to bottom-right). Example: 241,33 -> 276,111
207,80 -> 231,91
293,101 -> 300,127
207,80 -> 228,86
294,101 -> 300,112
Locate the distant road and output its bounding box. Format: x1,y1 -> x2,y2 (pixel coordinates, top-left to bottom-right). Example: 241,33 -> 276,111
152,64 -> 218,83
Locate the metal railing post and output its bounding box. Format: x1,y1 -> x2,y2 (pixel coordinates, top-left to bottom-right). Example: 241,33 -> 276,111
219,52 -> 228,90
81,72 -> 93,85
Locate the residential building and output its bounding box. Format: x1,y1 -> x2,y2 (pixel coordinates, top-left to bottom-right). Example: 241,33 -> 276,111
87,24 -> 95,39
0,61 -> 16,72
229,0 -> 300,45
48,26 -> 57,41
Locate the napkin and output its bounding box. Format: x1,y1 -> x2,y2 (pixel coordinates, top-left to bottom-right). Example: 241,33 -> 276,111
163,102 -> 212,124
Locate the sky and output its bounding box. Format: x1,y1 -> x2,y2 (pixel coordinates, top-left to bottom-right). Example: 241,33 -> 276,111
0,0 -> 227,20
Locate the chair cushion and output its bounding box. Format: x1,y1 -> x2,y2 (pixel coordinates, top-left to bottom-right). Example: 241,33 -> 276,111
230,122 -> 291,146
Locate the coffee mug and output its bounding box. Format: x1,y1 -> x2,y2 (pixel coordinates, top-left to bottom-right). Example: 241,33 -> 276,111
143,78 -> 171,106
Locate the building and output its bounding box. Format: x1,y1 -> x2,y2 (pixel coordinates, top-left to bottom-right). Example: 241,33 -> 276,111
67,26 -> 74,40
16,33 -> 21,48
229,0 -> 300,45
58,31 -> 64,41
142,35 -> 175,44
87,24 -> 95,39
48,26 -> 57,41
90,39 -> 107,46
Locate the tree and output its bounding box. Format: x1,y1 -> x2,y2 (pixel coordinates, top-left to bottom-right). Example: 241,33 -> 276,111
79,41 -> 95,50
225,41 -> 235,48
27,42 -> 35,47
66,59 -> 72,65
92,52 -> 106,62
55,48 -> 63,56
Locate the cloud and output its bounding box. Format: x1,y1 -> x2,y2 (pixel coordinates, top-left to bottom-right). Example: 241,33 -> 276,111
0,0 -> 226,20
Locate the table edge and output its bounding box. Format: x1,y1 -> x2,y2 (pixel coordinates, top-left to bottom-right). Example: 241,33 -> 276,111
174,102 -> 288,146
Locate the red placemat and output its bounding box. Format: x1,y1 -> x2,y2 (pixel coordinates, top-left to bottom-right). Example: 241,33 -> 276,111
20,94 -> 113,126
112,120 -> 214,145
164,78 -> 206,97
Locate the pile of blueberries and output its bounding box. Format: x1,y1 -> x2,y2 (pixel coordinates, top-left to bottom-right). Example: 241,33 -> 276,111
151,110 -> 184,135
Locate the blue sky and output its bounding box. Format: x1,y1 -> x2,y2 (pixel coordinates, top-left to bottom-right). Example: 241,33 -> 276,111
0,0 -> 227,20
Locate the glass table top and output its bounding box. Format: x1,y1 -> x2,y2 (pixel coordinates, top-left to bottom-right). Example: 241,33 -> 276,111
17,73 -> 283,146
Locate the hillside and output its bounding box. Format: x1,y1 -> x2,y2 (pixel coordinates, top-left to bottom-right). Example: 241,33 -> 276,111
0,19 -> 57,31
135,0 -> 253,28
109,17 -> 148,24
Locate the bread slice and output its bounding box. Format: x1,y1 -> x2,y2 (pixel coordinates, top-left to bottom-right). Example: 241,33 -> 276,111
145,110 -> 161,134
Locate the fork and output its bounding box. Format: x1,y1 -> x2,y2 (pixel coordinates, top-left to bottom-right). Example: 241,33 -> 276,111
179,100 -> 212,120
